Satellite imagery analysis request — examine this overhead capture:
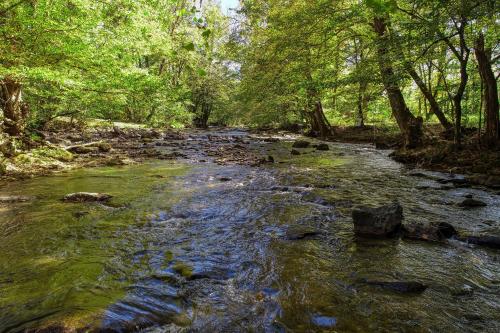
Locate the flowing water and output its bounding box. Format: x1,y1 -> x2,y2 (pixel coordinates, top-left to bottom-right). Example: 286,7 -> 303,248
1,130 -> 499,332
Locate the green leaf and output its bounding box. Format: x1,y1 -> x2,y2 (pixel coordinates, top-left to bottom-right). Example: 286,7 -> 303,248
183,42 -> 195,51
202,29 -> 212,39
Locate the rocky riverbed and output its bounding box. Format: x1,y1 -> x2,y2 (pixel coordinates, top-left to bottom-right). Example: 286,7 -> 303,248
0,129 -> 499,332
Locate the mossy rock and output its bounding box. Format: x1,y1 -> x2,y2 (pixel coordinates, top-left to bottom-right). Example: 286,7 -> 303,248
32,147 -> 74,162
0,161 -> 6,175
91,142 -> 112,152
68,146 -> 99,154
172,262 -> 193,278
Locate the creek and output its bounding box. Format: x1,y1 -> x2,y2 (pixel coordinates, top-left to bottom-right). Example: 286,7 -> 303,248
1,130 -> 499,332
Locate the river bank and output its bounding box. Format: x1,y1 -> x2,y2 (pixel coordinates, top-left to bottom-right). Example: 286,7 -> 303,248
331,125 -> 500,190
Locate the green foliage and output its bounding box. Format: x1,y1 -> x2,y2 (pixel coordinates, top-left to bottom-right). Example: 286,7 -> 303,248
1,0 -> 498,135
1,0 -> 235,129
31,147 -> 74,162
233,0 -> 499,131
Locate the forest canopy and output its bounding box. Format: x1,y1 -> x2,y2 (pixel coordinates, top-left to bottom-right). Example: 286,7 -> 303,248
1,0 -> 499,147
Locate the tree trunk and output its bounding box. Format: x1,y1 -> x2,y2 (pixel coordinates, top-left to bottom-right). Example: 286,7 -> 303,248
475,33 -> 499,146
305,72 -> 333,138
1,77 -> 27,136
357,81 -> 368,127
405,65 -> 452,130
372,17 -> 422,148
305,100 -> 332,138
194,103 -> 211,129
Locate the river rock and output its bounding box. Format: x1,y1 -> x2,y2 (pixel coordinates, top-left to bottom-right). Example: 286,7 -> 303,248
467,174 -> 500,189
68,145 -> 99,154
352,202 -> 403,237
292,140 -> 311,148
285,226 -> 321,240
0,195 -> 31,203
361,280 -> 428,293
311,315 -> 337,328
291,149 -> 301,155
315,143 -> 330,151
402,222 -> 457,242
187,267 -> 236,281
63,192 -> 113,203
67,142 -> 112,154
458,235 -> 500,249
73,211 -> 90,218
458,198 -> 487,208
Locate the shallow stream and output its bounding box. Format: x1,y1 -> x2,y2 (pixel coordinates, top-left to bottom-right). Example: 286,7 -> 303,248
1,130 -> 499,332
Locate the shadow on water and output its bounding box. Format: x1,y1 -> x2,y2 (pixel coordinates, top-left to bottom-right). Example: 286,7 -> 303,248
0,131 -> 499,332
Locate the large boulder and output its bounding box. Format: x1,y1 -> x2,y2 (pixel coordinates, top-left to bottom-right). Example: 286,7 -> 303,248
352,202 -> 403,237
63,192 -> 112,203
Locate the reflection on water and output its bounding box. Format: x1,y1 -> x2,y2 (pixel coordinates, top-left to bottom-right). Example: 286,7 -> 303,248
0,133 -> 499,332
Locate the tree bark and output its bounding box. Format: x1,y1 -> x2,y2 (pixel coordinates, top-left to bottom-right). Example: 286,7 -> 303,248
373,17 -> 422,148
305,72 -> 333,138
194,102 -> 211,129
1,76 -> 28,136
475,33 -> 499,145
357,81 -> 367,127
405,65 -> 452,130
308,100 -> 332,138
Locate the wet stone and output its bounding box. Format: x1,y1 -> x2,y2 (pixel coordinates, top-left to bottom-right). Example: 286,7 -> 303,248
458,235 -> 500,249
402,222 -> 457,242
285,226 -> 321,240
292,140 -> 311,148
311,315 -> 337,328
361,280 -> 428,294
73,211 -> 90,218
63,192 -> 113,203
458,198 -> 487,208
451,284 -> 474,297
187,267 -> 236,281
352,202 -> 403,237
315,143 -> 330,151
0,195 -> 31,203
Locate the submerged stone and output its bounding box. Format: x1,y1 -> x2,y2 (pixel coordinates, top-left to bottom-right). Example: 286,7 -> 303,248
315,143 -> 330,151
361,280 -> 428,293
73,211 -> 90,218
292,140 -> 311,148
402,222 -> 457,242
458,235 -> 500,249
458,198 -> 487,208
285,226 -> 321,240
311,315 -> 337,328
352,202 -> 403,237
